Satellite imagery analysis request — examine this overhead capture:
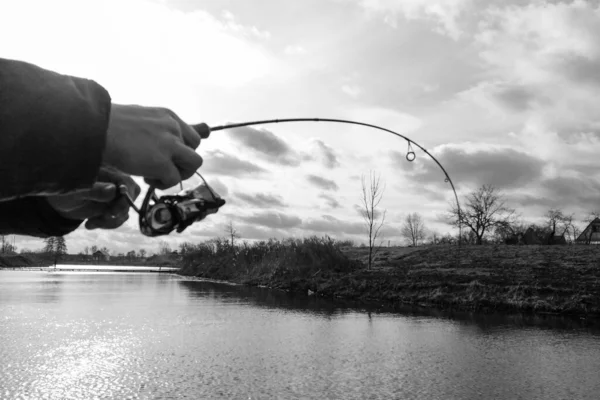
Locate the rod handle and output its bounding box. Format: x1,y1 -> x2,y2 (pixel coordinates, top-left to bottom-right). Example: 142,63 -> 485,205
191,123 -> 211,139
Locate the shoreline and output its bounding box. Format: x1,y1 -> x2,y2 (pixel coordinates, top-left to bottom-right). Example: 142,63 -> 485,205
178,244 -> 600,318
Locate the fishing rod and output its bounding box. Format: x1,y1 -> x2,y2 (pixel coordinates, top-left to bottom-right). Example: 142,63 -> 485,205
121,118 -> 463,245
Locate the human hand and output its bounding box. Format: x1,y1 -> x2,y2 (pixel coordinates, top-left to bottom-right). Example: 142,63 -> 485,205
103,104 -> 204,190
47,167 -> 141,230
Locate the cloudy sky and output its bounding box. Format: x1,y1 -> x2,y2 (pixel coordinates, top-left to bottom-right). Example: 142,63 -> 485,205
3,0 -> 600,254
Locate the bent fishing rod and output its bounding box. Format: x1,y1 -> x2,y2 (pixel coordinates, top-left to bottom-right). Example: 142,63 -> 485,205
121,118 -> 463,244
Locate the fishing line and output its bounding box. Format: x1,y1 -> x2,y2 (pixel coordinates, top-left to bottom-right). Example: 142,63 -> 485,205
122,118 -> 463,245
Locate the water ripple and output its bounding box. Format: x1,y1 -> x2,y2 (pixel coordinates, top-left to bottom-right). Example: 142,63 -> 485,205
1,271 -> 600,399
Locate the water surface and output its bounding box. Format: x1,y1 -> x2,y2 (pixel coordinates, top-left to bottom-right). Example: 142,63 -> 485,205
1,270 -> 599,399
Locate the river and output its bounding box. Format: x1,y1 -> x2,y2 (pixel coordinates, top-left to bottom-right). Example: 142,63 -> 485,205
1,270 -> 599,399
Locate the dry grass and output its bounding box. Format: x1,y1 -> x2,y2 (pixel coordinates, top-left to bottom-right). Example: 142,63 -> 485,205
338,245 -> 600,315
179,242 -> 600,317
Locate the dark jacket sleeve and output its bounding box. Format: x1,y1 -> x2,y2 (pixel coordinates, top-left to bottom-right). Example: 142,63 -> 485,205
0,197 -> 82,237
0,58 -> 111,200
0,58 -> 112,236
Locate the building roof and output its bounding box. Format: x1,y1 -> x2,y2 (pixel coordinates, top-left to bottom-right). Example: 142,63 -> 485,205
576,218 -> 600,243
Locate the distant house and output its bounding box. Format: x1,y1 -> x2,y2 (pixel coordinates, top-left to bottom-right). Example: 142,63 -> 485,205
523,228 -> 542,245
92,250 -> 110,262
576,218 -> 600,244
521,226 -> 566,245
546,232 -> 567,245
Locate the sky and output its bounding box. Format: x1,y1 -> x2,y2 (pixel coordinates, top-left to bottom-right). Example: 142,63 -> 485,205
2,0 -> 600,254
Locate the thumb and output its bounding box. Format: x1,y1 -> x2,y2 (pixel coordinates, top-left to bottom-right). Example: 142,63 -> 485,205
83,182 -> 118,203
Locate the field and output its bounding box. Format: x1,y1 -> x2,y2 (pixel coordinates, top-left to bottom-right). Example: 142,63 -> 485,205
340,245 -> 600,315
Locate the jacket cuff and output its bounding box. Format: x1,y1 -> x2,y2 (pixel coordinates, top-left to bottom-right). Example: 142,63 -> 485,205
0,58 -> 111,201
0,197 -> 83,238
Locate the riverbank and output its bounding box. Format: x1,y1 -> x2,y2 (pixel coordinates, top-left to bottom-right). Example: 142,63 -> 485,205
179,240 -> 600,317
0,254 -> 48,268
0,253 -> 180,269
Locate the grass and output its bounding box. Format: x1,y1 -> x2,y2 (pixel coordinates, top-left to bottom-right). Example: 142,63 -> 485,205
0,253 -> 181,268
180,236 -> 361,292
179,240 -> 600,317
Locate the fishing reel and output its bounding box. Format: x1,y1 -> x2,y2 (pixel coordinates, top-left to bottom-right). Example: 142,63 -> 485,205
120,173 -> 226,237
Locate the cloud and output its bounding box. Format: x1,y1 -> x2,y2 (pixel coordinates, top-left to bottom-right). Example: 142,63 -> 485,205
507,193 -> 560,213
319,193 -> 341,209
352,0 -> 471,40
221,10 -> 271,39
302,215 -> 364,235
206,178 -> 229,197
239,212 -> 303,229
476,1 -> 600,75
404,144 -> 546,189
284,45 -> 307,55
507,174 -> 600,219
0,0 -> 274,98
470,1 -> 600,132
540,176 -> 600,210
235,224 -> 288,240
306,175 -> 340,191
310,140 -> 340,169
353,204 -> 385,220
226,126 -> 301,166
491,83 -> 544,113
233,192 -> 287,208
200,150 -> 267,177
342,84 -> 362,98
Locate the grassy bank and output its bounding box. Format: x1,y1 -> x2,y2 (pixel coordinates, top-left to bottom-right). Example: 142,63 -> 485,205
179,238 -> 600,317
0,253 -> 180,268
0,254 -> 49,268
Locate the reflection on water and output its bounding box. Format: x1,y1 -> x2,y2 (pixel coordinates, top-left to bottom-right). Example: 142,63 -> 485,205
178,279 -> 600,331
1,271 -> 599,399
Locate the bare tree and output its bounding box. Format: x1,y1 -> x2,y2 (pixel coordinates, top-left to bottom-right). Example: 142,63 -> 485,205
225,221 -> 240,248
158,241 -> 171,255
560,213 -> 580,243
0,235 -> 16,254
428,231 -> 440,245
179,242 -> 196,255
401,213 -> 426,246
545,208 -> 565,233
545,209 -> 579,242
448,184 -> 516,245
584,210 -> 600,224
360,171 -> 386,270
44,236 -> 67,266
139,249 -> 147,258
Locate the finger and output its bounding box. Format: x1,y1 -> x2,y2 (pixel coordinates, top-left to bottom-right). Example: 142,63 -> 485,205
106,197 -> 130,218
132,179 -> 141,199
85,198 -> 130,229
97,166 -> 140,199
118,177 -> 141,201
173,118 -> 202,149
172,144 -> 203,181
83,182 -> 118,203
144,163 -> 181,190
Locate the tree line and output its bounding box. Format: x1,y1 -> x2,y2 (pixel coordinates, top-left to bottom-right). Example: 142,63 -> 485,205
361,173 -> 599,253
